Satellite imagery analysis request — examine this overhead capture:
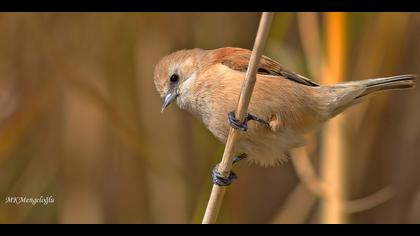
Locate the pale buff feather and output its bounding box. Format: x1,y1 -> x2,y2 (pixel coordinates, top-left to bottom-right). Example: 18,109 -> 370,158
176,63 -> 329,166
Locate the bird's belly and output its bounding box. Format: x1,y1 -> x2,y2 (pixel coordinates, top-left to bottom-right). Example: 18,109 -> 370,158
239,127 -> 306,166
208,119 -> 306,167
207,120 -> 230,144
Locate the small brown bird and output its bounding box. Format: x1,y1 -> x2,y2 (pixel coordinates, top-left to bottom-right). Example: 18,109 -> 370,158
154,47 -> 417,185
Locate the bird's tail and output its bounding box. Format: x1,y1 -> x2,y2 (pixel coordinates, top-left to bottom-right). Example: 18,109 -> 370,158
326,74 -> 417,118
355,74 -> 417,99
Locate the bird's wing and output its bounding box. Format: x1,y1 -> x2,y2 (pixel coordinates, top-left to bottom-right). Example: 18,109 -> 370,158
213,47 -> 319,87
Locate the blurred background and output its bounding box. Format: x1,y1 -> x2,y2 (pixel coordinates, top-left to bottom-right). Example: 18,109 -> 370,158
0,12 -> 419,224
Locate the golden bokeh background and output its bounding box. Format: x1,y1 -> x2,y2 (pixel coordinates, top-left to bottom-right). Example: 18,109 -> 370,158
0,12 -> 419,223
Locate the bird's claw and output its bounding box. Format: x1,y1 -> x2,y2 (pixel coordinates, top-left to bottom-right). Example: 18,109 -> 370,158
228,111 -> 248,131
228,111 -> 269,132
212,165 -> 237,186
212,154 -> 247,186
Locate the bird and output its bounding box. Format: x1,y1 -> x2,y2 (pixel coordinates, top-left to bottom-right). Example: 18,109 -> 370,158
154,47 -> 417,185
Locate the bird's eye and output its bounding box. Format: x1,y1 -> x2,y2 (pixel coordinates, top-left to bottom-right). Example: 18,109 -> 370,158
170,74 -> 179,83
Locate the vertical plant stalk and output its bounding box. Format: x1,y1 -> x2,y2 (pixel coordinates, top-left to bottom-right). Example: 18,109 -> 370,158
319,12 -> 348,224
297,12 -> 324,80
202,12 -> 274,224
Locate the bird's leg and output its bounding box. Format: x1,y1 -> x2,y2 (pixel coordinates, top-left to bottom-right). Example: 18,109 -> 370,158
212,153 -> 247,186
232,153 -> 247,164
228,111 -> 269,131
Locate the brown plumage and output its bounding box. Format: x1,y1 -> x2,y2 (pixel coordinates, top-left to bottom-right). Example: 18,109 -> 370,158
154,47 -> 417,166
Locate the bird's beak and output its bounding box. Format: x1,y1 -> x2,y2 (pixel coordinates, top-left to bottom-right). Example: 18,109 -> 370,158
161,88 -> 178,113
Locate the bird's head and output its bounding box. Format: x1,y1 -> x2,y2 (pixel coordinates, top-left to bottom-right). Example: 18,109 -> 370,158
154,48 -> 207,112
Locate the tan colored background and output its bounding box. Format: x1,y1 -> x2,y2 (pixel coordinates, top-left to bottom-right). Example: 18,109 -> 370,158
0,13 -> 419,223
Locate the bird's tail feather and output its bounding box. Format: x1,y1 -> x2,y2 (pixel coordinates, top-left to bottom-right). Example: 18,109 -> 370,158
326,74 -> 417,118
355,74 -> 417,99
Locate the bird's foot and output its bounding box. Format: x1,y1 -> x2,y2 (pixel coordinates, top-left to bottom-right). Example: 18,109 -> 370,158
228,111 -> 269,131
212,153 -> 247,186
232,153 -> 247,164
